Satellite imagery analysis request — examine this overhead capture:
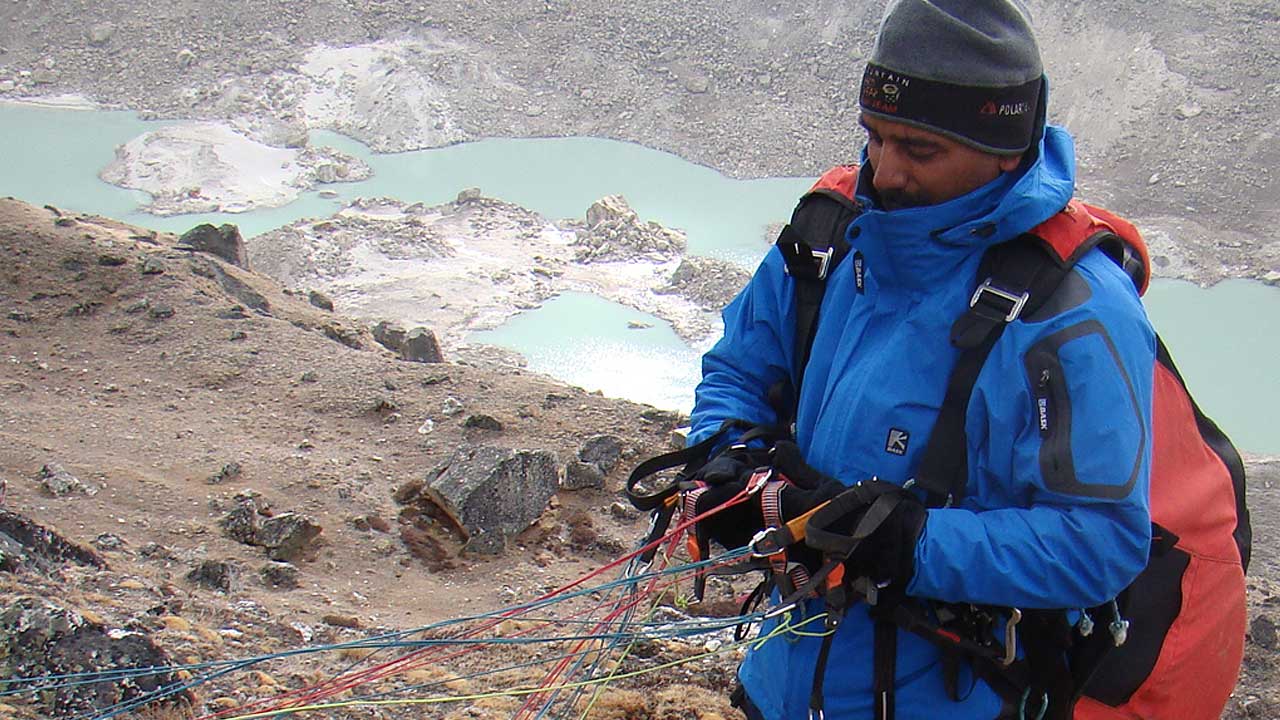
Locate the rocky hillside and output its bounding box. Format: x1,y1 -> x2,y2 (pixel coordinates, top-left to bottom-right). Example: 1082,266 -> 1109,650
0,0 -> 1276,283
0,200 -> 1277,717
0,198 -> 752,718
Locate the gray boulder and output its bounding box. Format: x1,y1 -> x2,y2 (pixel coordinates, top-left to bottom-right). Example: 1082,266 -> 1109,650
186,559 -> 241,592
257,513 -> 322,562
218,495 -> 321,561
562,460 -> 605,491
372,320 -> 408,353
37,463 -> 96,497
308,290 -> 334,311
0,509 -> 105,573
579,435 -> 623,474
572,195 -> 687,262
177,224 -> 249,268
401,327 -> 444,363
658,256 -> 752,312
409,446 -> 559,554
0,597 -> 188,717
259,561 -> 301,589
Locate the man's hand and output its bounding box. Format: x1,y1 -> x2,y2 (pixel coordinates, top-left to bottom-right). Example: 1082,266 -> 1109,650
804,480 -> 927,589
688,442 -> 845,553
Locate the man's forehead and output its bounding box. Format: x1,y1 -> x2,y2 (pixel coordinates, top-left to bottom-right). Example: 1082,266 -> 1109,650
859,114 -> 950,146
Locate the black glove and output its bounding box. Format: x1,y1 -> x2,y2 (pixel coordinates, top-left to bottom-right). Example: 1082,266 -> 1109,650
804,480 -> 927,588
689,444 -> 845,552
690,442 -> 773,486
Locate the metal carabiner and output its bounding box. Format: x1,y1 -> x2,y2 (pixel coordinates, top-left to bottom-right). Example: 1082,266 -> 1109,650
745,467 -> 774,495
748,526 -> 784,559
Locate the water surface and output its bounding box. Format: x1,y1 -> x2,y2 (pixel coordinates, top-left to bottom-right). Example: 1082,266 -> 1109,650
3,100 -> 1276,453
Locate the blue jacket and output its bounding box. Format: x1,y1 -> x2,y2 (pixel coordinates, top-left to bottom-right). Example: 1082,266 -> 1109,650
689,126 -> 1155,719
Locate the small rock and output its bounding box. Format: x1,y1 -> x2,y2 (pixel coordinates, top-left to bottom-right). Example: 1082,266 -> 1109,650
463,414 -> 504,431
207,462 -> 242,485
627,321 -> 653,330
216,305 -> 251,320
125,298 -> 150,314
257,512 -> 322,562
321,614 -> 362,629
186,560 -> 241,592
579,435 -> 623,474
229,330 -> 248,341
177,224 -> 248,268
0,80 -> 15,94
148,304 -> 175,319
1175,103 -> 1203,120
442,397 -> 464,416
609,502 -> 639,520
684,74 -> 710,94
140,257 -> 166,275
37,463 -> 96,497
176,48 -> 197,69
7,310 -> 33,322
562,460 -> 605,490
88,22 -> 116,46
456,188 -> 482,203
300,370 -> 318,383
308,290 -> 334,311
219,500 -> 261,545
138,542 -> 172,559
640,408 -> 683,426
97,254 -> 128,267
1251,615 -> 1278,650
1262,270 -> 1280,287
322,322 -> 362,349
372,321 -> 407,352
1147,173 -> 1161,185
259,562 -> 301,589
92,533 -> 126,551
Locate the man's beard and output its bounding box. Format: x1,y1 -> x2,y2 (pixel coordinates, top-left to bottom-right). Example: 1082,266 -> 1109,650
879,189 -> 931,211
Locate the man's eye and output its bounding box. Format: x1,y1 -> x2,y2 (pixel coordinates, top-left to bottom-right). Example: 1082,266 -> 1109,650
906,147 -> 938,161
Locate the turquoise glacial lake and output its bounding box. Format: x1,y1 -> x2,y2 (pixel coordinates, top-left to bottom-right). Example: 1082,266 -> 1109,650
2,100 -> 1276,453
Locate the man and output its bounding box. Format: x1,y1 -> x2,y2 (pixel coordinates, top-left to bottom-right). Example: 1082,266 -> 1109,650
687,1 -> 1155,718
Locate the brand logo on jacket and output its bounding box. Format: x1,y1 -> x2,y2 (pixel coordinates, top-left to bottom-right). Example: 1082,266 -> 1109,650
853,252 -> 865,293
1038,397 -> 1050,432
885,428 -> 910,456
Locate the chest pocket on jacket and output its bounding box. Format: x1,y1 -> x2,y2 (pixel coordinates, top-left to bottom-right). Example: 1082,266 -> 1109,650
1022,319 -> 1146,500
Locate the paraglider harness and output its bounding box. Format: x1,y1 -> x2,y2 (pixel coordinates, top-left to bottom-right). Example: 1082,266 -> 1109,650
627,165 -> 1250,720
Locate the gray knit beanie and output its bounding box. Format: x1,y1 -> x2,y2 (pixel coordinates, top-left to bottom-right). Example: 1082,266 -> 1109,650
860,0 -> 1045,155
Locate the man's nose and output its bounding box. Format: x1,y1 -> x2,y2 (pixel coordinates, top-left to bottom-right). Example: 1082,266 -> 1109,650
872,146 -> 909,194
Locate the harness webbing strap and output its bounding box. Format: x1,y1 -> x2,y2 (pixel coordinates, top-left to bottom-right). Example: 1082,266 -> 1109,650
773,189 -> 861,429
874,620 -> 898,720
810,633 -> 835,718
914,237 -> 1076,508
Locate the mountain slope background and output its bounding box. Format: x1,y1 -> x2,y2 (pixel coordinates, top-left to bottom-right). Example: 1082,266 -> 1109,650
1,0 -> 1277,281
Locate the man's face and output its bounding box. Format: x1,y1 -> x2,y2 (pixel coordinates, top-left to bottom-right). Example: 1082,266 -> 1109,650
860,114 -> 1022,211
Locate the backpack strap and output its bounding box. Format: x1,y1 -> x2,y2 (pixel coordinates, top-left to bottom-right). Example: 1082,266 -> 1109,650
913,236 -> 1077,507
771,168 -> 863,428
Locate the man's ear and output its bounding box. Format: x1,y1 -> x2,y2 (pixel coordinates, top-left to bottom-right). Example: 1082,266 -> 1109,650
998,153 -> 1023,173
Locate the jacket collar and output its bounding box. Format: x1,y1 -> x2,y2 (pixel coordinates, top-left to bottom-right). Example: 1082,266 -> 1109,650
849,125 -> 1077,292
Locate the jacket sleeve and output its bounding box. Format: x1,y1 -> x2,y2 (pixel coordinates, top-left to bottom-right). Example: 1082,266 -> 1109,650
688,249 -> 798,446
907,265 -> 1156,610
